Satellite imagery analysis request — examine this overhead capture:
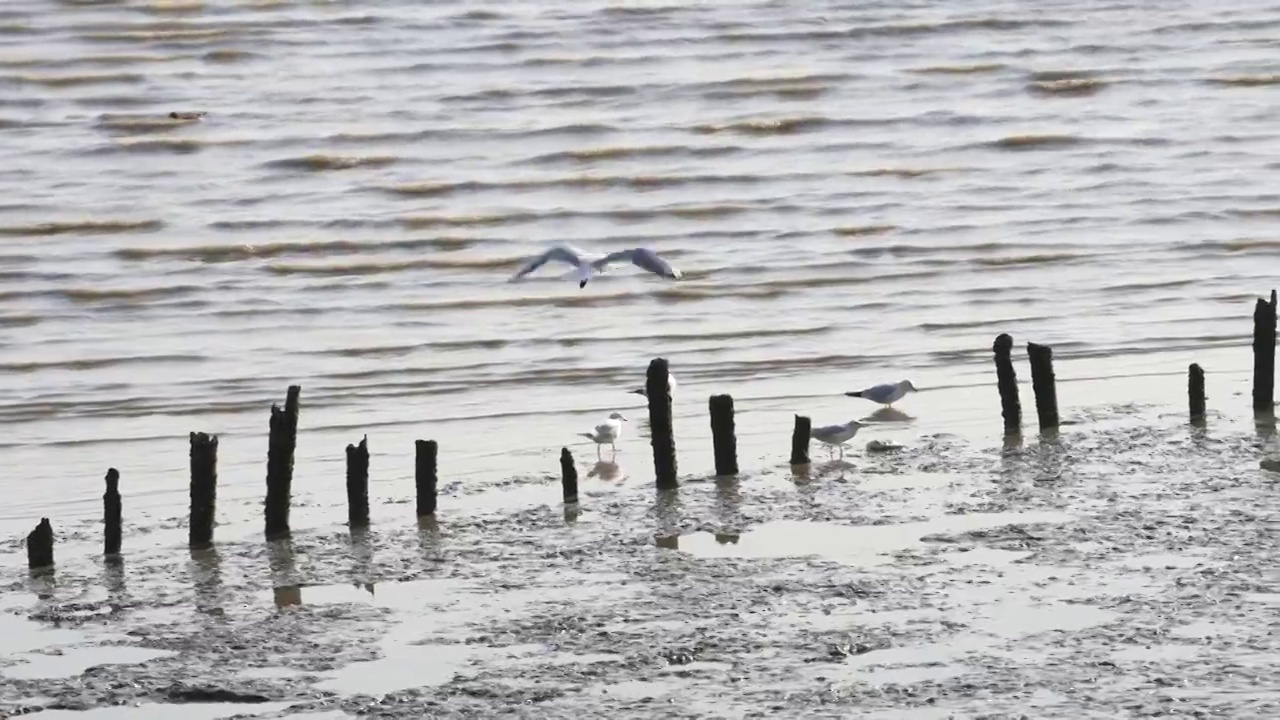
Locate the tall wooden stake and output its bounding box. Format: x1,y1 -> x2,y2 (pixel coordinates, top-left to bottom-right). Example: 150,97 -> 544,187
1253,290 -> 1277,412
346,435 -> 370,528
646,358 -> 677,489
26,518 -> 53,569
1027,342 -> 1059,431
709,394 -> 738,476
189,432 -> 218,549
415,439 -> 438,516
104,468 -> 121,556
993,333 -> 1022,434
790,415 -> 811,465
265,385 -> 301,539
1188,363 -> 1206,423
560,447 -> 578,504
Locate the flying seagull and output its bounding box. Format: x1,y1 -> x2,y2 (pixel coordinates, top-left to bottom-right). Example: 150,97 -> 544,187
845,380 -> 917,408
509,245 -> 682,288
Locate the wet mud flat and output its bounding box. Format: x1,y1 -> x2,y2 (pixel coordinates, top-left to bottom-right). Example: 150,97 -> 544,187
1,405 -> 1277,719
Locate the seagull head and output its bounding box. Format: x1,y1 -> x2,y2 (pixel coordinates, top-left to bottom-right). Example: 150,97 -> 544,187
902,380 -> 918,393
608,412 -> 628,422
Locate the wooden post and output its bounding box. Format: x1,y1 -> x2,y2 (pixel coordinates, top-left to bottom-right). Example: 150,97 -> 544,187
26,518 -> 53,569
265,385 -> 301,539
560,447 -> 578,504
1027,342 -> 1059,430
1189,363 -> 1206,423
346,435 -> 369,528
1253,290 -> 1277,412
189,432 -> 218,549
993,334 -> 1022,434
104,468 -> 121,556
709,394 -> 738,476
415,439 -> 438,516
646,358 -> 678,489
790,415 -> 811,465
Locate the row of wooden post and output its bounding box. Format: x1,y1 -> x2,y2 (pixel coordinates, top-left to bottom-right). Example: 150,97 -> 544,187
22,290 -> 1278,570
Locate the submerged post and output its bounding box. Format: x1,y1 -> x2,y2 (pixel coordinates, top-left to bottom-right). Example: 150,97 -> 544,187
189,432 -> 218,549
1026,342 -> 1059,430
265,385 -> 301,539
709,394 -> 738,476
26,518 -> 53,569
346,435 -> 370,528
1253,290 -> 1277,412
560,447 -> 578,504
646,358 -> 678,489
790,415 -> 811,465
993,334 -> 1022,434
104,468 -> 121,556
1189,363 -> 1206,423
415,439 -> 438,516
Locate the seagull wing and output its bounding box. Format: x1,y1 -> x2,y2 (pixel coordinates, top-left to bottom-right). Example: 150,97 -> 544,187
809,423 -> 845,440
510,245 -> 589,282
592,248 -> 681,279
858,383 -> 898,402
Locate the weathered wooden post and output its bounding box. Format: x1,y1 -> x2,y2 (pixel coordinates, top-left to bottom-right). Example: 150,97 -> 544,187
415,439 -> 438,516
709,394 -> 738,475
560,447 -> 578,504
26,518 -> 53,569
189,432 -> 218,549
346,435 -> 370,528
790,415 -> 811,465
104,468 -> 121,556
646,358 -> 678,489
1189,363 -> 1206,423
1026,342 -> 1059,430
265,385 -> 301,539
1253,290 -> 1276,412
993,334 -> 1022,434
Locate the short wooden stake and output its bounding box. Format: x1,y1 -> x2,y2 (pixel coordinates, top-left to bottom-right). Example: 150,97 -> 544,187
265,385 -> 301,539
1188,363 -> 1206,423
993,333 -> 1022,434
1027,342 -> 1059,430
790,415 -> 811,465
104,468 -> 121,556
189,432 -> 218,549
646,358 -> 678,489
560,447 -> 578,504
346,435 -> 370,528
709,394 -> 738,476
1253,290 -> 1276,412
415,439 -> 438,516
26,518 -> 53,569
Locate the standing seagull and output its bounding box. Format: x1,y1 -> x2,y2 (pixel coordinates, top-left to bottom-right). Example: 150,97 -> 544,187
509,244 -> 681,289
810,420 -> 865,460
845,380 -> 917,408
580,412 -> 628,457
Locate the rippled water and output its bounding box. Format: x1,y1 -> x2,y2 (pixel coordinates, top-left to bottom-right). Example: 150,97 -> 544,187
2,0 -> 1278,531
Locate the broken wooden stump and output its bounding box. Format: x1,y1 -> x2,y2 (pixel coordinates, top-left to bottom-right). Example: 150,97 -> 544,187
26,518 -> 54,569
1189,363 -> 1206,424
790,414 -> 811,466
415,439 -> 438,516
1253,290 -> 1276,412
265,385 -> 301,539
560,447 -> 578,505
993,333 -> 1022,434
346,435 -> 370,528
1027,342 -> 1059,431
189,432 -> 218,549
104,468 -> 121,556
646,358 -> 678,489
709,394 -> 738,476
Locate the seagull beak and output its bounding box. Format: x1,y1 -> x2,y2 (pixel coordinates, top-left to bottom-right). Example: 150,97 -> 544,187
629,388 -> 645,396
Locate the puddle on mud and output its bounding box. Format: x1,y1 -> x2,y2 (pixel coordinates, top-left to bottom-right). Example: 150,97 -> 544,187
29,702 -> 295,719
2,645 -> 174,680
667,511 -> 1072,564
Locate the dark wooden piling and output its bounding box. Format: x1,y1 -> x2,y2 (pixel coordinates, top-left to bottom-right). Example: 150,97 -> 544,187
1253,290 -> 1277,412
993,334 -> 1022,434
415,439 -> 438,516
346,435 -> 370,528
104,468 -> 121,556
560,447 -> 578,504
1026,342 -> 1059,430
26,518 -> 53,569
709,394 -> 738,476
646,358 -> 678,489
790,415 -> 811,465
189,432 -> 218,549
1189,363 -> 1206,423
265,385 -> 301,539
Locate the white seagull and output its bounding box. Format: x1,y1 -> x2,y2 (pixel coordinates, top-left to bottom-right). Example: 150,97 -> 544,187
509,245 -> 682,289
845,380 -> 917,408
579,412 -> 628,457
630,373 -> 678,398
810,420 -> 865,460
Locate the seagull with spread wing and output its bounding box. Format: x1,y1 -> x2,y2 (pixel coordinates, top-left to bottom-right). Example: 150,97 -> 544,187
509,244 -> 682,288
